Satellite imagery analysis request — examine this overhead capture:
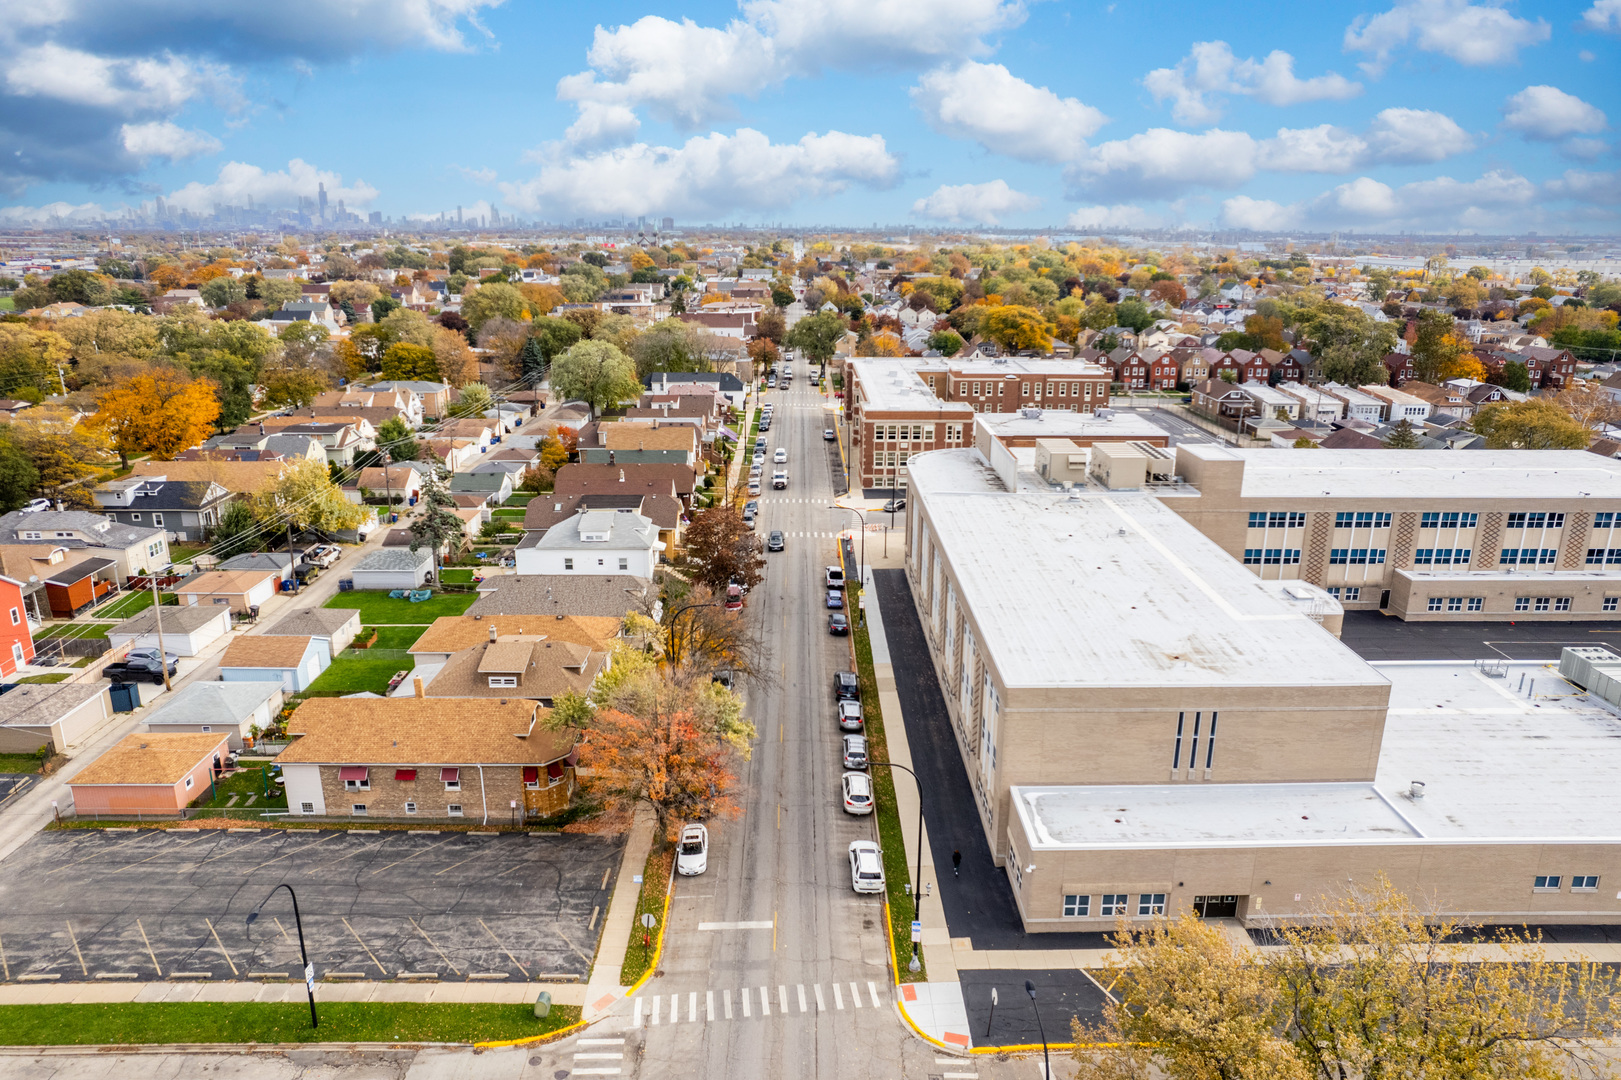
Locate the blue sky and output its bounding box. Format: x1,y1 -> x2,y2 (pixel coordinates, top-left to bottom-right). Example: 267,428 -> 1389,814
1,0 -> 1618,232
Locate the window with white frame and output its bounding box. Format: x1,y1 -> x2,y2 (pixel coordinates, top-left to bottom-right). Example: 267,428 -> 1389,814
352,804 -> 368,815
152,513 -> 163,527
1572,875 -> 1600,891
1100,894 -> 1128,916
1533,875 -> 1561,891
404,801 -> 417,815
1342,587 -> 1361,601
447,804 -> 464,816
184,776 -> 194,789
488,676 -> 517,688
1137,893 -> 1167,916
564,558 -> 573,570
1515,597 -> 1531,611
301,802 -> 314,814
1063,894 -> 1090,917
7,607 -> 17,626
1606,597 -> 1619,612
1556,597 -> 1572,611
1427,598 -> 1443,611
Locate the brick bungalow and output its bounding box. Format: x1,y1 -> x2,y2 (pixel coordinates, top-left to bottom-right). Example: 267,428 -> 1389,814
68,731 -> 230,816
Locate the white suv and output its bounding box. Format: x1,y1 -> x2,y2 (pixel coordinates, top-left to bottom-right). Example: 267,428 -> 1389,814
848,840 -> 885,893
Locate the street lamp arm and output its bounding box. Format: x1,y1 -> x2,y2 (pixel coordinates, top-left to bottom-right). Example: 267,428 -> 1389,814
247,883 -> 318,1029
868,760 -> 927,973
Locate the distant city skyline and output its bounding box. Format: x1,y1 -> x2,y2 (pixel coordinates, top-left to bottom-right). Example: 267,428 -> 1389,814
0,1 -> 1617,232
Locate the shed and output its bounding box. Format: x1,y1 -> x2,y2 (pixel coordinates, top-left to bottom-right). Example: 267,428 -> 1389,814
219,635 -> 327,693
106,604 -> 232,657
43,557 -> 119,618
349,547 -> 434,591
0,682 -> 114,754
142,681 -> 284,750
68,732 -> 230,816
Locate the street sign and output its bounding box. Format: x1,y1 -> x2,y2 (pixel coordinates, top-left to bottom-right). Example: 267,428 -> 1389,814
991,988 -> 998,1005
304,963 -> 315,992
640,913 -> 657,929
910,919 -> 922,943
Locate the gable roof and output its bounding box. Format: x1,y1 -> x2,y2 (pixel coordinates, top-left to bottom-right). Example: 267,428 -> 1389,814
129,459 -> 285,494
69,732 -> 227,786
174,569 -> 278,595
267,607 -> 362,639
553,462 -> 695,496
113,604 -> 230,636
144,681 -> 282,727
602,424 -> 697,453
353,547 -> 433,572
277,697 -> 574,765
0,510 -> 164,547
220,635 -> 316,670
0,682 -> 107,726
428,637 -> 605,701
410,614 -> 620,655
467,574 -> 655,619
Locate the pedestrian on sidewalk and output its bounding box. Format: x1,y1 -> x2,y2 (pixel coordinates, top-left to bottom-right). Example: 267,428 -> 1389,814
952,849 -> 961,876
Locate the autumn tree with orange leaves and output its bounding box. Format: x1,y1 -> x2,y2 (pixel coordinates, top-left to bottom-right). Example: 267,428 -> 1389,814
90,370 -> 221,467
579,648 -> 754,839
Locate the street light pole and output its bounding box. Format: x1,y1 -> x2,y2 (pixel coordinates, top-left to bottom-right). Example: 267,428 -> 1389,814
827,503 -> 867,587
1026,980 -> 1051,1080
248,884 -> 317,1029
869,761 -> 926,974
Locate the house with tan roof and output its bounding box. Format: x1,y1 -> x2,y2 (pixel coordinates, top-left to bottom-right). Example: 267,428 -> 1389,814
68,731 -> 230,816
275,696 -> 579,821
129,458 -> 286,496
425,632 -> 607,705
219,634 -> 327,692
408,614 -> 620,665
173,569 -> 280,614
580,422 -> 699,470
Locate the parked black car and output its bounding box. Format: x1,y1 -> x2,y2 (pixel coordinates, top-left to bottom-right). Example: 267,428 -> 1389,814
834,670 -> 860,701
103,658 -> 173,684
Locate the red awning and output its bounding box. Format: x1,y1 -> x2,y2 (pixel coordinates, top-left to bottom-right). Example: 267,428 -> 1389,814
522,766 -> 539,783
440,767 -> 460,783
395,769 -> 417,781
564,747 -> 579,767
547,761 -> 564,780
338,766 -> 368,781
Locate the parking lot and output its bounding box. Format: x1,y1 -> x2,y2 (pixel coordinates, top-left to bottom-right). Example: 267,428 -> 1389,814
1340,612 -> 1621,662
0,827 -> 621,982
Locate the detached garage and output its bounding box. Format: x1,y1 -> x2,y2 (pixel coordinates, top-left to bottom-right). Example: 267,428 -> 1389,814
219,635 -> 327,693
68,731 -> 229,816
348,547 -> 434,591
107,604 -> 232,658
0,682 -> 114,754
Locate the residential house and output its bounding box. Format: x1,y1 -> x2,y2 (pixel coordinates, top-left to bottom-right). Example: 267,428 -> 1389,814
1107,349 -> 1148,390
1237,382 -> 1301,421
143,680 -> 285,751
579,422 -> 700,472
276,696 -> 580,822
173,569 -> 279,614
552,463 -> 699,509
264,301 -> 342,335
0,546 -> 61,623
0,575 -> 34,676
1208,353 -> 1243,382
1191,379 -> 1257,421
425,633 -> 609,707
644,372 -> 746,409
1268,351 -> 1306,384
348,547 -> 434,591
448,470 -> 514,506
1321,383 -> 1387,422
514,510 -> 663,578
407,614 -> 620,666
1275,383 -> 1347,422
266,608 -> 362,660
1319,427 -> 1387,449
1226,350 -> 1272,384
188,431 -> 325,463
0,510 -> 169,582
0,682 -> 112,754
1359,384 -> 1433,422
675,308 -> 757,340
525,486 -> 684,555
1170,346 -> 1215,386
107,604 -> 232,658
274,423 -> 373,468
424,438 -> 481,472
0,399 -> 34,421
130,459 -> 286,498
436,418 -> 498,452
90,478 -> 233,543
1466,382 -> 1513,411
218,551 -> 299,589
219,634 -> 328,693
1399,381 -> 1477,419
312,387 -> 423,427
343,462 -> 429,506
68,732 -> 230,816
366,381 -> 453,418
472,446 -> 541,479
1144,350 -> 1179,391
467,575 -> 658,620
1381,352 -> 1414,386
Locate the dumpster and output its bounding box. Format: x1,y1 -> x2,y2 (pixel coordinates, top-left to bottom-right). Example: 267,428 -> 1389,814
109,681 -> 141,713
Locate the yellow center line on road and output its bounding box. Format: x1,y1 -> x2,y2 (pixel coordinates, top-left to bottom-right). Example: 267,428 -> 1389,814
109,832 -> 209,873
240,831 -> 342,875
342,916 -> 388,976
369,836 -> 457,876
478,918 -> 529,977
303,839 -> 391,876
136,918 -> 162,977
408,916 -> 461,976
65,921 -> 87,977
205,918 -> 238,976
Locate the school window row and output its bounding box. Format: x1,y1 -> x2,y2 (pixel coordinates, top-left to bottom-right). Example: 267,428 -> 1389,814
1328,549 -> 1387,565
1533,874 -> 1600,891
1061,892 -> 1168,918
1243,549 -> 1301,565
1426,597 -> 1483,612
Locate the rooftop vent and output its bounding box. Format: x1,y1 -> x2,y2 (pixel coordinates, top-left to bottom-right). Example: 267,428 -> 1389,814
1408,781 -> 1426,799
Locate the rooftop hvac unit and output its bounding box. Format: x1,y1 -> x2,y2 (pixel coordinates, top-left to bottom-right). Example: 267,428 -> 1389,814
1020,408 -> 1042,419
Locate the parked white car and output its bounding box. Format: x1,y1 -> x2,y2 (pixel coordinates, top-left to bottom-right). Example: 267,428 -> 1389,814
306,544 -> 342,568
841,772 -> 874,815
676,823 -> 709,876
848,840 -> 884,893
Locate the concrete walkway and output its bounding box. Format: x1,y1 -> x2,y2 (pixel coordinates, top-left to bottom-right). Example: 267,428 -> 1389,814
581,805 -> 657,1021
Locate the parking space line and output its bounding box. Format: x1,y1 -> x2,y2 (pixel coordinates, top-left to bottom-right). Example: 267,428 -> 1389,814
432,853 -> 482,877
108,832 -> 209,873
45,833 -> 155,875
408,916 -> 461,976
65,921 -> 88,977
305,839 -> 390,875
274,917 -> 290,941
136,918 -> 162,977
241,832 -> 341,874
341,917 -> 388,976
190,830 -> 279,867
205,919 -> 238,976
369,837 -> 456,876
477,918 -> 529,977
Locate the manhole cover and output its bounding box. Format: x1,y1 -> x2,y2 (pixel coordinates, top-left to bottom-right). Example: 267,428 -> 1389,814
554,1071 -> 569,1079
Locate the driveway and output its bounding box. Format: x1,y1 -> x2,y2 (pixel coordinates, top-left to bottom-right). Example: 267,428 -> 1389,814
0,827 -> 621,981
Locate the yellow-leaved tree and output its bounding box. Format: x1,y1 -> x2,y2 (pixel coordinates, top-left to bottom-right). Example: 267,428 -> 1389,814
90,370 -> 221,467
251,456 -> 369,534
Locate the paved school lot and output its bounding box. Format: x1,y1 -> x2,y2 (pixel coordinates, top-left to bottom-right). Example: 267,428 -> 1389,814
0,827 -> 621,982
1339,612 -> 1621,662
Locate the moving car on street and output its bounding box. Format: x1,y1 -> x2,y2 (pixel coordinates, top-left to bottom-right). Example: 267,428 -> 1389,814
767,530 -> 785,551
824,429 -> 836,441
881,498 -> 906,513
772,469 -> 788,489
676,824 -> 709,875
773,448 -> 788,463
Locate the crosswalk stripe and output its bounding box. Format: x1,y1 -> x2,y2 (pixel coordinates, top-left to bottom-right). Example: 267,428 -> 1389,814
833,982 -> 844,1009
815,983 -> 826,1011
572,1071 -> 622,1076
869,981 -> 881,1008
850,981 -> 863,1008
741,987 -> 751,1018
798,984 -> 808,1012
689,991 -> 698,1023
580,1039 -> 626,1046
632,997 -> 641,1026
707,989 -> 715,1022
760,986 -> 771,1016
651,994 -> 660,1025
574,1053 -> 623,1060
725,988 -> 733,1019
779,985 -> 788,1013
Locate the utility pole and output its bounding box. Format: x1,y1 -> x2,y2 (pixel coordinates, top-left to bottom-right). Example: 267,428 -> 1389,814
149,571 -> 171,692
285,522 -> 299,597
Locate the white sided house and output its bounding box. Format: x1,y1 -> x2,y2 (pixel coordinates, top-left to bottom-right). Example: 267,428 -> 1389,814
514,509 -> 663,578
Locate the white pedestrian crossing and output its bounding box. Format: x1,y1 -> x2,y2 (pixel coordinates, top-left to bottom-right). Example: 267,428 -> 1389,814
571,1036 -> 626,1075
624,979 -> 885,1027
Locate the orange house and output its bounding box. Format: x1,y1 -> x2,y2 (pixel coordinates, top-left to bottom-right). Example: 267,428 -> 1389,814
68,732 -> 229,816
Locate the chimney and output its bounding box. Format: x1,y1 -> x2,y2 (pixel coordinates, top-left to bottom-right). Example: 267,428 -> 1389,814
618,469 -> 625,483
489,624 -> 497,643
413,676 -> 424,698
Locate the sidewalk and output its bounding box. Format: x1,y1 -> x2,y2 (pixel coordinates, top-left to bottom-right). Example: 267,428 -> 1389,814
0,979 -> 585,1006
581,805 -> 657,1021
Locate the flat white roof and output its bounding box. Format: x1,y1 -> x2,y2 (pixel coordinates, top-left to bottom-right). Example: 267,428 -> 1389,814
1192,446 -> 1621,500
1396,567 -> 1621,583
975,411 -> 1171,440
850,359 -> 973,414
909,450 -> 1384,690
1013,661 -> 1621,849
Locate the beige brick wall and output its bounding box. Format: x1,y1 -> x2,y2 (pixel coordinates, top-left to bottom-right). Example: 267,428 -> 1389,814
318,764 -> 524,821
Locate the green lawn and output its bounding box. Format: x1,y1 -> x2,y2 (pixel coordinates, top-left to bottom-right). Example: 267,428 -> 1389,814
502,492 -> 537,506
362,624 -> 428,650
35,623 -> 113,640
0,753 -> 43,774
167,542 -> 210,563
191,764 -> 288,809
491,507 -> 526,520
15,673 -> 71,685
620,842 -> 673,986
302,653 -> 414,697
324,591 -> 476,623
92,591 -> 177,619
439,568 -> 476,584
0,1001 -> 580,1046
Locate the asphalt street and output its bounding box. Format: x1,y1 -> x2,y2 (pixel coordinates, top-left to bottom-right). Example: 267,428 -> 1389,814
0,828 -> 619,981
958,968 -> 1111,1049
1340,611 -> 1621,662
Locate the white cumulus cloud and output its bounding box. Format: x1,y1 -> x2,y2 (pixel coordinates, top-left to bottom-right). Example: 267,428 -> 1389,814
162,159 -> 378,214
1067,128 -> 1258,198
1344,0 -> 1551,75
1257,108 -> 1474,172
910,61 -> 1105,163
1220,196 -> 1301,230
1146,41 -> 1361,125
501,128 -> 898,220
4,42 -> 236,114
1502,85 -> 1608,139
1546,168 -> 1621,204
1224,168 -> 1541,230
911,180 -> 1039,224
119,120 -> 220,161
1583,0 -> 1621,32
1066,204 -> 1162,231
